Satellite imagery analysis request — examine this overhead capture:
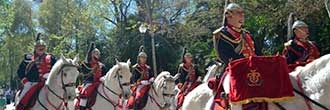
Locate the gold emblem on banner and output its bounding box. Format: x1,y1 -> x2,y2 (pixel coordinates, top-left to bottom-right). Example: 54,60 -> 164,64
247,69 -> 263,86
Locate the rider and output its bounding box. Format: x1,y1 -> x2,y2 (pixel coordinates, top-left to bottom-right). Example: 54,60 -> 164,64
128,46 -> 154,109
176,48 -> 202,108
16,33 -> 57,109
208,2 -> 261,109
79,42 -> 107,110
283,12 -> 320,71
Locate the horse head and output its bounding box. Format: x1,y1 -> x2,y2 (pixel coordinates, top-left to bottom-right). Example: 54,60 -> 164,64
153,71 -> 179,108
46,54 -> 80,100
203,62 -> 223,82
104,59 -> 132,99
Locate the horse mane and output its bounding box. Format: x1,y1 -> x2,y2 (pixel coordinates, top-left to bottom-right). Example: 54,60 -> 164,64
292,54 -> 330,78
154,71 -> 171,89
105,64 -> 119,81
46,58 -> 65,85
203,64 -> 218,82
104,62 -> 130,84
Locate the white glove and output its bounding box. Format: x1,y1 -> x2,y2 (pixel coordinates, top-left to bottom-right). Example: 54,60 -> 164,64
42,73 -> 50,79
141,80 -> 150,85
149,77 -> 155,83
197,76 -> 202,82
99,76 -> 106,82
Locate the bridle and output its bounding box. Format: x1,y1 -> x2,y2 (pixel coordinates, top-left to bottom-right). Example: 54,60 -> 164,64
96,66 -> 131,109
150,78 -> 176,109
38,63 -> 79,110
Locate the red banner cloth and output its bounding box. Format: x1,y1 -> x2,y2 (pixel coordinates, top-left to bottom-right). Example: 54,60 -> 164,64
227,56 -> 294,105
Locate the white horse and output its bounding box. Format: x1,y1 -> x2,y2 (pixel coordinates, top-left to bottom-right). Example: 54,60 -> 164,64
77,59 -> 132,110
174,62 -> 223,110
203,62 -> 223,83
180,62 -> 222,110
182,54 -> 330,110
141,71 -> 179,110
15,54 -> 81,110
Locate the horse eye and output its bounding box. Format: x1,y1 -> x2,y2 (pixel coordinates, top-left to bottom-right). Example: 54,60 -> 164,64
119,75 -> 123,78
63,73 -> 67,77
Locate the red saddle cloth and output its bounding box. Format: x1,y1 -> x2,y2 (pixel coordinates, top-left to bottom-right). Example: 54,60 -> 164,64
176,81 -> 201,108
16,82 -> 45,110
227,56 -> 294,105
127,85 -> 151,109
75,83 -> 100,109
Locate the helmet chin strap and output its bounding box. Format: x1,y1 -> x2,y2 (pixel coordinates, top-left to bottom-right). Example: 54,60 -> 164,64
92,56 -> 100,61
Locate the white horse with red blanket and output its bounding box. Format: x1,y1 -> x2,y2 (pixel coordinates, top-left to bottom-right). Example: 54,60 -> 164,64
74,59 -> 132,110
141,71 -> 179,110
182,54 -> 330,110
15,55 -> 80,110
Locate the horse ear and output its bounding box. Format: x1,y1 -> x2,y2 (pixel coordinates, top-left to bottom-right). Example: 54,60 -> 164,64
61,54 -> 69,64
127,59 -> 131,66
116,59 -> 121,67
73,54 -> 80,64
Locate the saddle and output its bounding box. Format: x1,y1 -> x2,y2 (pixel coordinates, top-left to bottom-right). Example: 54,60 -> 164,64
16,82 -> 44,110
75,84 -> 99,109
127,85 -> 150,109
208,56 -> 295,110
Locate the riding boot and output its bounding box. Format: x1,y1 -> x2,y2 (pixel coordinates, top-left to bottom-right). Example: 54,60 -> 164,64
80,106 -> 86,110
133,101 -> 139,110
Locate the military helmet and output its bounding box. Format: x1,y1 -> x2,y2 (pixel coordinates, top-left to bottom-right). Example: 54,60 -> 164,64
181,47 -> 192,63
292,20 -> 308,29
34,33 -> 47,46
85,42 -> 100,62
137,46 -> 147,63
287,12 -> 309,40
225,3 -> 243,13
138,46 -> 147,58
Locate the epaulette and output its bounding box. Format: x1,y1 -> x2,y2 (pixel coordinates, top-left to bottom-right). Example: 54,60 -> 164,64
179,63 -> 184,67
23,53 -> 33,62
212,27 -> 223,35
284,40 -> 293,47
242,28 -> 250,33
145,64 -> 151,69
132,64 -> 138,68
307,40 -> 315,45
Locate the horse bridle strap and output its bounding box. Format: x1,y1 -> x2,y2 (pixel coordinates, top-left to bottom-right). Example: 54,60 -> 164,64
149,83 -> 175,109
44,63 -> 78,110
293,89 -> 330,110
102,83 -> 120,96
96,85 -> 123,109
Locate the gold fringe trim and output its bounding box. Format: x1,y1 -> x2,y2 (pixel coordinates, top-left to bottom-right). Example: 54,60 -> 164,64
230,96 -> 295,105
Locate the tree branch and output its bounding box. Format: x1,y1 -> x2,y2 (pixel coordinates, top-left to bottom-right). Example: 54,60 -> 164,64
103,16 -> 118,26
169,9 -> 183,23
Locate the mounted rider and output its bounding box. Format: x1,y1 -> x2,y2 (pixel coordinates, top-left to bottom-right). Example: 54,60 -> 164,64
78,42 -> 107,110
283,13 -> 320,72
176,48 -> 202,108
16,33 -> 57,109
127,46 -> 154,109
207,2 -> 263,109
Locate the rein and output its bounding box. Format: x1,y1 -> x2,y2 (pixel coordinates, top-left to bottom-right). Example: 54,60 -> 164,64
274,71 -> 330,110
96,67 -> 130,109
38,63 -> 79,110
149,79 -> 176,109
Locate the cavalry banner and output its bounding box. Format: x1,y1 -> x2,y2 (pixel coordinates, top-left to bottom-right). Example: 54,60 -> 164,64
227,56 -> 295,105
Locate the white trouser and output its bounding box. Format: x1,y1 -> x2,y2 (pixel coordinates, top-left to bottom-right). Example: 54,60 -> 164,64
79,83 -> 92,106
18,82 -> 38,102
